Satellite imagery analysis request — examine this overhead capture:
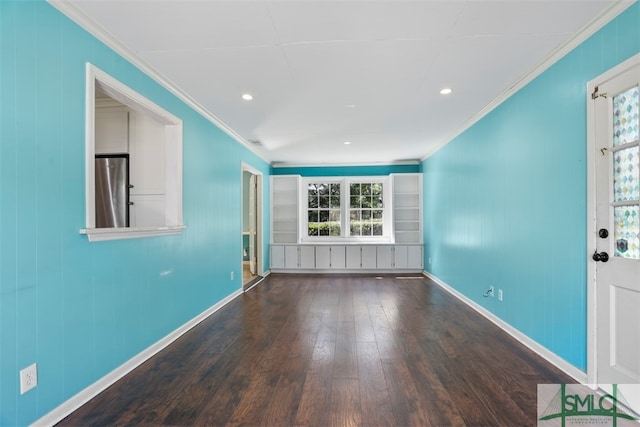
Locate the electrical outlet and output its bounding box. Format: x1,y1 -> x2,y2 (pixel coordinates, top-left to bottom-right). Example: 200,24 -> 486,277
498,289 -> 503,301
230,271 -> 234,281
20,363 -> 37,395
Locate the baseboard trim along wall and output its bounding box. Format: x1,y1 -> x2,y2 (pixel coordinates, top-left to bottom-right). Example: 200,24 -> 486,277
423,271 -> 588,384
33,288 -> 244,427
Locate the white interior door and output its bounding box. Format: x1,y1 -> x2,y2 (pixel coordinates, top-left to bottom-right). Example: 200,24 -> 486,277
249,174 -> 257,275
593,60 -> 640,387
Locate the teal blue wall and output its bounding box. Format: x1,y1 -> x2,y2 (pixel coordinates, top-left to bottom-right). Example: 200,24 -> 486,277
422,3 -> 639,372
0,2 -> 270,425
272,164 -> 420,176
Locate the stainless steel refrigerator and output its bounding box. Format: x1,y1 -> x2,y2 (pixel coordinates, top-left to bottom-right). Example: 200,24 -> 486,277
95,154 -> 130,228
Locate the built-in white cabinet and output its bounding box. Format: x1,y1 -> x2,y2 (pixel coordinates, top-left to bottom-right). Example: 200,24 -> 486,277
271,244 -> 423,271
300,245 -> 315,269
392,174 -> 422,244
376,246 -> 394,269
329,246 -> 346,269
95,107 -> 129,154
346,246 -> 362,269
394,245 -> 423,269
271,176 -> 299,244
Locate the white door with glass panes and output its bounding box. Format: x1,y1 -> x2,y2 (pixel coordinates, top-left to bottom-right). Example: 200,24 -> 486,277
591,56 -> 640,387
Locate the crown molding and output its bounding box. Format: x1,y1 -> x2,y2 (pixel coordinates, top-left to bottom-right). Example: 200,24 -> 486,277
420,0 -> 637,162
271,159 -> 421,168
47,0 -> 269,163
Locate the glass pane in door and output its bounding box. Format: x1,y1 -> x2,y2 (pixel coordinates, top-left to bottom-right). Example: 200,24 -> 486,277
614,205 -> 639,259
613,85 -> 639,146
613,146 -> 639,201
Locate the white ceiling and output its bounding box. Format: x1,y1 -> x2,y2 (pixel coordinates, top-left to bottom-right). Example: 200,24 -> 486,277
66,0 -> 624,166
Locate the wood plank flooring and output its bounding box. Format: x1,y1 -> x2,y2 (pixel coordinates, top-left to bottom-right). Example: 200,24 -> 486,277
58,274 -> 574,426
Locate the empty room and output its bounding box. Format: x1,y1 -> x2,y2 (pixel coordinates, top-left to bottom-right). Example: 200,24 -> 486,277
1,1 -> 639,426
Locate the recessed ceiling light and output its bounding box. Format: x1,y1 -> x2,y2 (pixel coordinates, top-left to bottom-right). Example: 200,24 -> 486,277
440,88 -> 452,95
344,141 -> 351,145
242,93 -> 253,101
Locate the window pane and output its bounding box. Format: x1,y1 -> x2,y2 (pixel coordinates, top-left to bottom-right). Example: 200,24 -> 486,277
319,210 -> 329,222
330,183 -> 341,196
331,196 -> 340,208
362,222 -> 372,235
350,196 -> 360,208
614,146 -> 639,202
371,196 -> 383,208
613,85 -> 639,146
319,196 -> 329,208
351,222 -> 361,236
308,195 -> 318,208
308,210 -> 319,222
318,184 -> 329,196
308,183 -> 318,196
372,183 -> 382,196
373,210 -> 383,219
308,222 -> 319,236
350,183 -> 360,195
614,206 -> 639,259
362,210 -> 371,220
362,183 -> 371,195
372,222 -> 383,236
329,222 -> 341,236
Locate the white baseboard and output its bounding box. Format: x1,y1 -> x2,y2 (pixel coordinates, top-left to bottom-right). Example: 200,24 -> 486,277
423,271 -> 588,383
32,289 -> 243,427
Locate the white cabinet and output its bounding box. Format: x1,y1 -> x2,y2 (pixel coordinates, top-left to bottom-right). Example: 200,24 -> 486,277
271,245 -> 285,269
129,195 -> 165,227
271,244 -> 423,271
376,246 -> 394,269
129,111 -> 165,196
394,245 -> 423,269
392,174 -> 422,244
330,246 -> 346,269
300,246 -> 315,269
95,107 -> 129,154
271,176 -> 299,244
346,246 -> 362,269
315,246 -> 346,269
285,246 -> 299,269
361,246 -> 377,269
315,246 -> 330,269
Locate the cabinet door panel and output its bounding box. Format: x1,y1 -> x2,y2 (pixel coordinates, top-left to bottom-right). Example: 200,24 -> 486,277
271,246 -> 285,269
315,246 -> 331,269
284,246 -> 299,269
377,246 -> 393,269
331,246 -> 346,269
95,108 -> 129,154
407,246 -> 423,269
394,245 -> 408,269
346,246 -> 361,269
361,246 -> 377,269
300,246 -> 315,269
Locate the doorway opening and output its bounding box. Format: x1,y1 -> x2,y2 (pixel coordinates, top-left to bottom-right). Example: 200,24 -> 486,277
242,164 -> 263,290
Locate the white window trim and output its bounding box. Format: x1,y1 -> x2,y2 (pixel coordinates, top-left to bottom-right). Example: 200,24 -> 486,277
299,176 -> 393,243
81,63 -> 185,242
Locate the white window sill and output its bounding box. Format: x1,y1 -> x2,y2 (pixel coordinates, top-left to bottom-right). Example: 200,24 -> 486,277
80,225 -> 187,242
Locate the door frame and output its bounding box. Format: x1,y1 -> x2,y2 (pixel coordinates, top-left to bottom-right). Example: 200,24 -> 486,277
241,162 -> 263,283
586,52 -> 640,384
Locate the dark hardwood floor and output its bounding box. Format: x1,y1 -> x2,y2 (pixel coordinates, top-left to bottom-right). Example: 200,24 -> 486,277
58,274 -> 574,426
